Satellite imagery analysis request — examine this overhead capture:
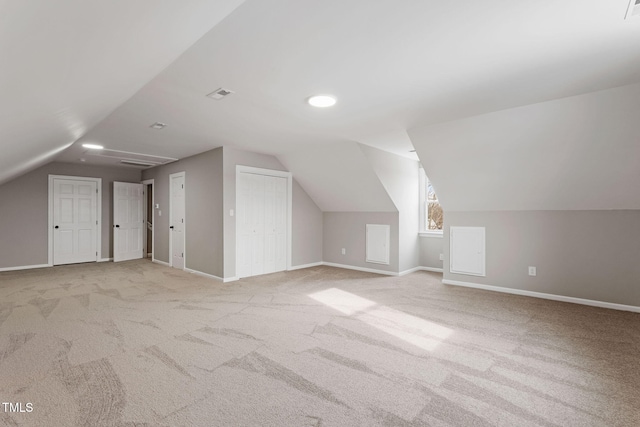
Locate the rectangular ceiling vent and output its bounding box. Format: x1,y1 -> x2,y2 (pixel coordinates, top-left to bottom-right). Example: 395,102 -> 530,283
120,160 -> 156,168
627,0 -> 640,19
85,149 -> 178,168
207,88 -> 234,100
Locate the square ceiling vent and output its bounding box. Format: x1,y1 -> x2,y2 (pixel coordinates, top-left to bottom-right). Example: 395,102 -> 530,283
207,88 -> 234,100
627,0 -> 640,18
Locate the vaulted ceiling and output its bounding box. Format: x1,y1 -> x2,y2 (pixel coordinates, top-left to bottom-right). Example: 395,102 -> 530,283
2,0 -> 639,211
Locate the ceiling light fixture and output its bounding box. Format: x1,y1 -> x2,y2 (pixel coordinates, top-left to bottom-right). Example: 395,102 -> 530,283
150,122 -> 167,130
308,95 -> 337,108
82,143 -> 104,150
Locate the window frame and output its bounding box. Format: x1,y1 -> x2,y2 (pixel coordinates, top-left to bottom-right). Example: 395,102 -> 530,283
419,168 -> 443,236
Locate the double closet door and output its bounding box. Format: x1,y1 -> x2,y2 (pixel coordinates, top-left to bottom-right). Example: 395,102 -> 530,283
237,172 -> 287,278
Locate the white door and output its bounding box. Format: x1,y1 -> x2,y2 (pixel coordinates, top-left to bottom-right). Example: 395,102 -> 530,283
237,172 -> 252,278
237,172 -> 287,278
53,178 -> 98,265
170,172 -> 185,269
113,182 -> 144,262
264,176 -> 287,274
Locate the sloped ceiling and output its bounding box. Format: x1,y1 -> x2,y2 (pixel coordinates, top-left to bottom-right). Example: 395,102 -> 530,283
278,142 -> 396,212
3,0 -> 640,212
0,0 -> 245,185
409,82 -> 640,211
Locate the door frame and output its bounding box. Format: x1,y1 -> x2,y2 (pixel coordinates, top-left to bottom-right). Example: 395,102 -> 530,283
48,175 -> 102,266
142,179 -> 154,261
235,165 -> 292,278
169,171 -> 186,269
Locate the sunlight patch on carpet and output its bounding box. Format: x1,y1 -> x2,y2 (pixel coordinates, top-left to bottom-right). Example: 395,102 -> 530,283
309,288 -> 453,351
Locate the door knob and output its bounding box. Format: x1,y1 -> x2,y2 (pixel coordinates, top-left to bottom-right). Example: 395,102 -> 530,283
54,225 -> 59,229
170,226 -> 174,229
115,225 -> 120,228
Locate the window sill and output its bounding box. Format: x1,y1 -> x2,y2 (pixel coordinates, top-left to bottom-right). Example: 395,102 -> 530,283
419,231 -> 443,238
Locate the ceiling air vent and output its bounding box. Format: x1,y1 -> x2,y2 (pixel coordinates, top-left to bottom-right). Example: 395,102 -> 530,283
120,160 -> 156,168
150,122 -> 167,130
207,88 -> 234,100
626,0 -> 640,19
85,148 -> 177,168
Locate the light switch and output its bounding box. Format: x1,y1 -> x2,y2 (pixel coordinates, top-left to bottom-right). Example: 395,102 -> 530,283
158,210 -> 161,217
230,209 -> 234,217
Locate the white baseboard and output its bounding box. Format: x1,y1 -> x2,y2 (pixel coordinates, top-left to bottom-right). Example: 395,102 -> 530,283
314,263 -> 443,277
443,279 -> 640,313
398,266 -> 423,276
418,266 -> 444,273
98,258 -> 112,263
223,276 -> 239,283
0,263 -> 50,273
288,262 -> 323,271
185,268 -> 224,282
323,262 -> 397,276
152,259 -> 170,267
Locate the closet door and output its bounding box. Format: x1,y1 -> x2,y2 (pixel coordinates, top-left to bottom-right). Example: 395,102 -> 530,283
249,173 -> 265,276
273,176 -> 287,272
237,172 -> 253,278
237,172 -> 287,278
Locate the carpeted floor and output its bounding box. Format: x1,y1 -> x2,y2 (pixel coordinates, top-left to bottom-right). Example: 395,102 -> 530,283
0,259 -> 638,426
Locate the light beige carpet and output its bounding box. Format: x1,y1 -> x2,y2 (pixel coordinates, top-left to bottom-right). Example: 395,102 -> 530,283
0,260 -> 638,426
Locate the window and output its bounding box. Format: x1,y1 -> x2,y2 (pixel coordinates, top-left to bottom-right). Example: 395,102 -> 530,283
419,168 -> 443,232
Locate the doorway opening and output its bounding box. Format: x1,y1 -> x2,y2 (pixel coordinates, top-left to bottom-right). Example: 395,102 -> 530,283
142,179 -> 154,261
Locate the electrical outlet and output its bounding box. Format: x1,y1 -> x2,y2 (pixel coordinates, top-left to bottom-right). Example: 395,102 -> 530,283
341,248 -> 346,255
528,266 -> 536,276
439,253 -> 444,261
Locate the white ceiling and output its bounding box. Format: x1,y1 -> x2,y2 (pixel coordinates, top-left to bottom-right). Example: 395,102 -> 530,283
3,0 -> 640,210
0,0 -> 245,184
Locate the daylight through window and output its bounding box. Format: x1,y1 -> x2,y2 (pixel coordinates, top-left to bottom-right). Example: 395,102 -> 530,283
419,168 -> 443,232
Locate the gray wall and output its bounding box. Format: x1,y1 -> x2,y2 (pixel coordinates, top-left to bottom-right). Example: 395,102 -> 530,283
142,148 -> 224,277
360,145 -> 420,272
292,179 -> 323,266
0,162 -> 141,268
419,235 -> 443,270
443,210 -> 640,306
323,212 -> 399,273
222,146 -> 322,278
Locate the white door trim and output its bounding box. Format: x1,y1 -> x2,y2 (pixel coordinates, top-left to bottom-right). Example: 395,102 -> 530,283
48,175 -> 102,266
235,165 -> 292,277
169,172 -> 186,269
142,179 -> 155,261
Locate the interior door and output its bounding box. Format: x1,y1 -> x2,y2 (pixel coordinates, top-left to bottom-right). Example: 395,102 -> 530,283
237,172 -> 287,278
237,172 -> 252,278
249,173 -> 265,276
170,172 -> 185,269
53,178 -> 98,265
113,182 -> 144,262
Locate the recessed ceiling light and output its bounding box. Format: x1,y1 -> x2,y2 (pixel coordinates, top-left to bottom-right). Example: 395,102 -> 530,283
82,143 -> 104,150
308,95 -> 337,108
150,122 -> 167,130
